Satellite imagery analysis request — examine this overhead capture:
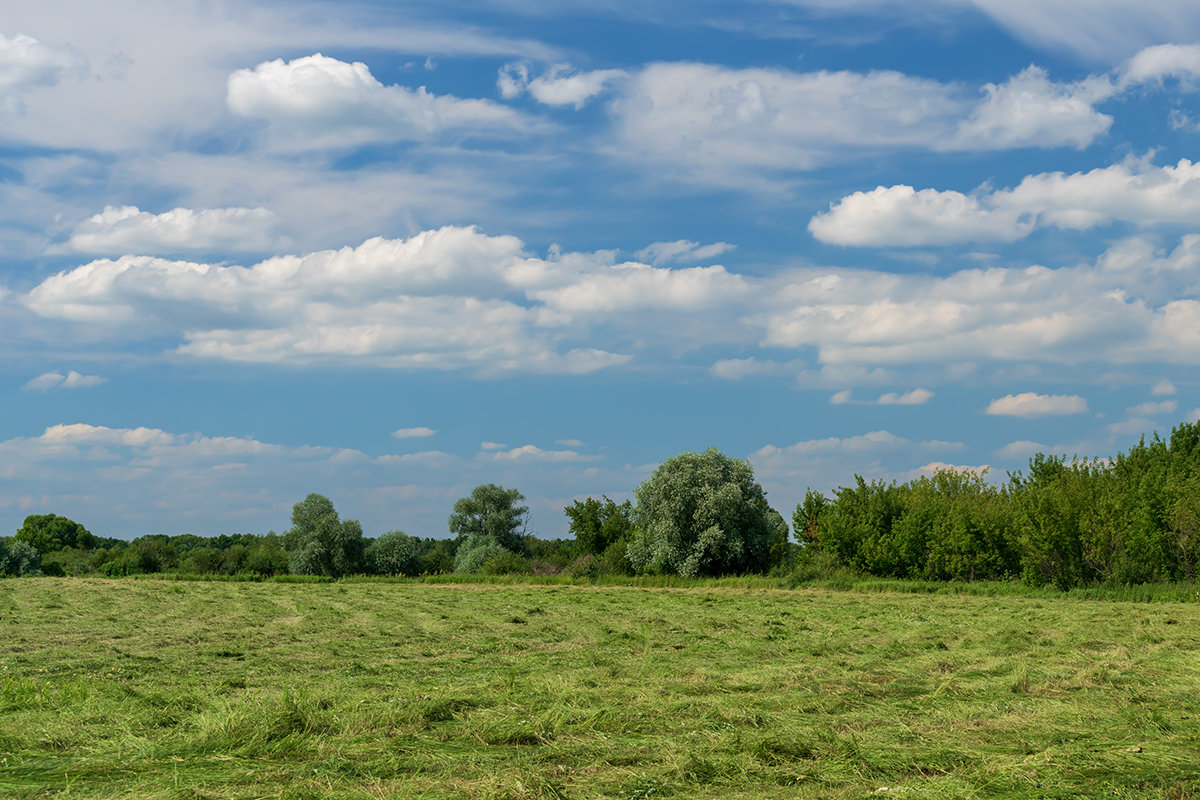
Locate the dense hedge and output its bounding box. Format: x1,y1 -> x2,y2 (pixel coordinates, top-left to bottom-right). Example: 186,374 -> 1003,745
797,420 -> 1200,589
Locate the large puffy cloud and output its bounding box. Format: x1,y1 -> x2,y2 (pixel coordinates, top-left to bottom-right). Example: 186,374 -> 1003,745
809,185 -> 1030,246
18,225 -> 762,374
754,235 -> 1200,367
952,66 -> 1114,150
811,158 -> 1200,246
1121,43 -> 1200,86
228,54 -> 530,147
15,226 -> 1200,376
61,205 -> 284,255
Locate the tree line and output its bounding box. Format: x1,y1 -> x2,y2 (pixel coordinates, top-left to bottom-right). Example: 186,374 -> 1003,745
3,419 -> 1198,589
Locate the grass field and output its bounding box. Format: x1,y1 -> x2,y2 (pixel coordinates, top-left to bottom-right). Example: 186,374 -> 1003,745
2,578 -> 1200,798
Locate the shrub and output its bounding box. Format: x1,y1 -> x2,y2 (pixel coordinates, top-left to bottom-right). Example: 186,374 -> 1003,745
0,539 -> 42,576
453,535 -> 510,574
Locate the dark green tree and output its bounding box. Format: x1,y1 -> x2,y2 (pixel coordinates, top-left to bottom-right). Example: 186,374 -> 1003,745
564,496 -> 634,556
448,484 -> 529,553
285,493 -> 366,577
14,514 -> 96,555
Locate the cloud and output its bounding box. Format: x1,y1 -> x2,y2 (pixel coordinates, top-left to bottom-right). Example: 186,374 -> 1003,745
18,225 -> 1200,379
994,439 -> 1049,460
228,53 -> 529,147
22,370 -> 106,392
750,430 -> 965,497
392,427 -> 437,439
951,66 -> 1113,150
531,262 -> 752,313
810,185 -> 1031,246
1127,400 -> 1176,416
499,62 -> 627,108
633,240 -> 736,266
60,205 -> 283,255
485,444 -> 597,462
1121,43 -> 1200,86
480,441 -> 506,450
985,392 -> 1089,417
830,389 -> 853,405
0,32 -> 85,96
911,461 -> 991,476
965,0 -> 1200,62
810,157 -> 1200,246
1189,408 -> 1200,423
556,438 -> 585,447
1152,379 -> 1177,396
877,388 -> 934,405
610,61 -> 1113,187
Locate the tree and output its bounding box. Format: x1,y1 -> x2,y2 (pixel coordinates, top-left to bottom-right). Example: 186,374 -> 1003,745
627,448 -> 774,576
448,484 -> 529,553
453,534 -> 510,573
0,539 -> 42,576
366,530 -> 421,575
284,493 -> 365,577
15,514 -> 96,555
564,496 -> 634,556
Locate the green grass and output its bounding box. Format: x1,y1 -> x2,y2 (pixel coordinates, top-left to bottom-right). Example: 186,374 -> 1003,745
2,578 -> 1200,798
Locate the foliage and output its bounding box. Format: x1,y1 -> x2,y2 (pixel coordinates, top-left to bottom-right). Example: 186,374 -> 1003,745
798,420 -> 1200,589
284,494 -> 365,578
365,530 -> 421,575
453,535 -> 511,573
448,484 -> 529,553
0,538 -> 42,576
628,447 -> 775,576
564,496 -> 635,556
477,550 -> 532,575
14,513 -> 96,555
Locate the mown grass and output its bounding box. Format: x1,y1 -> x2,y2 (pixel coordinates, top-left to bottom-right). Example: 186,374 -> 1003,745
2,578 -> 1200,798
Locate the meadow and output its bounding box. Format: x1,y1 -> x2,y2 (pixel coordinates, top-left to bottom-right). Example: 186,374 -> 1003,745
2,578 -> 1199,799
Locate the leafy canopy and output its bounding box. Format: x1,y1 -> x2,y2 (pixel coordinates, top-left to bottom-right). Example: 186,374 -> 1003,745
15,514 -> 96,555
628,447 -> 776,577
284,493 -> 365,578
448,484 -> 528,553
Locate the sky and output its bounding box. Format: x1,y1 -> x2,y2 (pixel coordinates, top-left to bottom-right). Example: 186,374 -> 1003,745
3,0 -> 1200,541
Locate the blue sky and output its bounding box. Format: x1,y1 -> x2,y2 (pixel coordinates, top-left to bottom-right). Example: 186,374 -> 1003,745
3,0 -> 1200,540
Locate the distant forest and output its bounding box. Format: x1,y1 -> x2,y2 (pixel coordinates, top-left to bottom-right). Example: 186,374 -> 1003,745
3,420 -> 1198,591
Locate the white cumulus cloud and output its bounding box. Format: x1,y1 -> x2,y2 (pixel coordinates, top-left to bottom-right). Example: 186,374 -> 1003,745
1152,379 -> 1177,396
228,53 -> 529,147
22,370 -> 106,392
952,66 -> 1113,150
61,205 -> 283,255
985,392 -> 1089,417
877,388 -> 934,405
810,157 -> 1200,247
392,426 -> 437,439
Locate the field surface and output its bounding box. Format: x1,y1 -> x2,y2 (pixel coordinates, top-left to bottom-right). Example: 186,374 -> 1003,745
2,578 -> 1200,799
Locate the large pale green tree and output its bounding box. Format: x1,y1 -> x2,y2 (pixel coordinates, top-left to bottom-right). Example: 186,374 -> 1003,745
284,493 -> 365,577
627,447 -> 777,576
